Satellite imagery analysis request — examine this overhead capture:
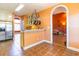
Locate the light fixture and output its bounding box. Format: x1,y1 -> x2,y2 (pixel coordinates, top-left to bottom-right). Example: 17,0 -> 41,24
9,15 -> 12,18
15,4 -> 24,12
62,22 -> 66,26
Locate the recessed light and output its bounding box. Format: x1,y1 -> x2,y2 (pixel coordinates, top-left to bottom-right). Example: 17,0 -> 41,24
15,4 -> 24,12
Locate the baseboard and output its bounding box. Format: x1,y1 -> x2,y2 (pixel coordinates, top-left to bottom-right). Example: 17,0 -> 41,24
44,40 -> 52,44
67,47 -> 79,52
23,40 -> 45,50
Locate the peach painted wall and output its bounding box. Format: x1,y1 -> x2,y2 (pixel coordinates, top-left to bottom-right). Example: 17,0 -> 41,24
38,7 -> 52,41
21,15 -> 50,47
22,3 -> 79,49
39,3 -> 79,49
23,29 -> 50,47
21,8 -> 51,47
24,31 -> 44,46
22,15 -> 50,47
38,7 -> 52,27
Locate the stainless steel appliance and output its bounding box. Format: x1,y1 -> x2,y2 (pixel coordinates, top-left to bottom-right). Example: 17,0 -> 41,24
0,22 -> 5,41
0,21 -> 13,41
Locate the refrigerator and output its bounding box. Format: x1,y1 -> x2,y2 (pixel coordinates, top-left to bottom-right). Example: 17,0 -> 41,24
0,22 -> 5,41
0,21 -> 13,41
5,22 -> 13,40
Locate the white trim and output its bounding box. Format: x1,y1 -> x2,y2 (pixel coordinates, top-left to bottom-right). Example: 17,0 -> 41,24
23,40 -> 45,50
23,40 -> 52,50
50,5 -> 69,48
67,47 -> 79,52
44,40 -> 51,44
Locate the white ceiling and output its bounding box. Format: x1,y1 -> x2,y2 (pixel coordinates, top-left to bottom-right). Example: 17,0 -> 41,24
0,3 -> 58,16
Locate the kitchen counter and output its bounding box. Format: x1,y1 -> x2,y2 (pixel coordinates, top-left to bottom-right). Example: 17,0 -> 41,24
21,28 -> 46,32
21,28 -> 46,48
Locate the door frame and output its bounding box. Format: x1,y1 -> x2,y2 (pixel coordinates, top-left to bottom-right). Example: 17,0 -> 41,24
50,5 -> 69,48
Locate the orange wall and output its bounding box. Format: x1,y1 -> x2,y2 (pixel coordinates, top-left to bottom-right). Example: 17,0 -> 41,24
38,7 -> 52,41
38,7 -> 52,27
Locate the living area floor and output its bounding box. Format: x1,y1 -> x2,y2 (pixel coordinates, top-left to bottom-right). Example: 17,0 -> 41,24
25,35 -> 79,56
25,42 -> 79,56
0,33 -> 79,56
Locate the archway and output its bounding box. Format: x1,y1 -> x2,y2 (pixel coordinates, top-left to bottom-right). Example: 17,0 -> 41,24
50,5 -> 69,48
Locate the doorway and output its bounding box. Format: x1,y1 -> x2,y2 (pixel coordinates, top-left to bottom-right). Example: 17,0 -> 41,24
51,5 -> 68,47
14,19 -> 21,32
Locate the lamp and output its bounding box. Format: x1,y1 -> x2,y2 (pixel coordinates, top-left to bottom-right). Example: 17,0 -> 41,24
62,22 -> 66,26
